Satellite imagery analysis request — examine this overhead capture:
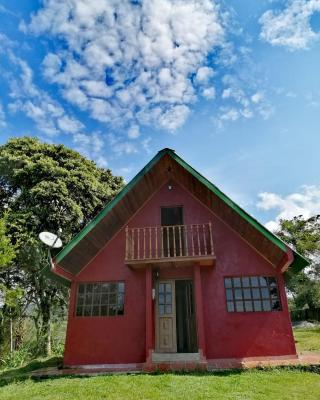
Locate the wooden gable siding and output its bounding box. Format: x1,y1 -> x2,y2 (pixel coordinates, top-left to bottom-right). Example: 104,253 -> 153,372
58,152 -> 284,275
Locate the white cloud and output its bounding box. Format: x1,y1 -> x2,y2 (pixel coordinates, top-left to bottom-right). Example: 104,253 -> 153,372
195,66 -> 215,84
127,125 -> 140,139
108,133 -> 138,156
257,185 -> 320,231
73,132 -> 108,167
57,115 -> 84,134
251,91 -> 264,104
7,54 -> 84,137
24,0 -> 225,132
202,86 -> 216,99
0,103 -> 6,127
260,0 -> 320,50
214,74 -> 273,127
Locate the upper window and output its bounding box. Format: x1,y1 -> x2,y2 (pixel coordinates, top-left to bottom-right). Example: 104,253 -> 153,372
224,276 -> 281,313
76,282 -> 125,317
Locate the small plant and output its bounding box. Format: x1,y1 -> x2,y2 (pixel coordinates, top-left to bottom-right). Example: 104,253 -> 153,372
0,343 -> 33,369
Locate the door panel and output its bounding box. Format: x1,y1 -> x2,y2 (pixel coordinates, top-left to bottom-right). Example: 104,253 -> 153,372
161,206 -> 185,257
156,280 -> 177,353
175,280 -> 198,353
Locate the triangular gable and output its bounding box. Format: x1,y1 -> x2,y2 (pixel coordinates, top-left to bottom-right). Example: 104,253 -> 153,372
54,148 -> 308,276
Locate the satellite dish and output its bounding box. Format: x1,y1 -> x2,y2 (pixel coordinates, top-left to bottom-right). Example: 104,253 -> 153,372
39,231 -> 63,249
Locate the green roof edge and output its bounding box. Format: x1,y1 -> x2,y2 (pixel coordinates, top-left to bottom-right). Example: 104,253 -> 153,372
42,263 -> 71,287
56,148 -> 308,273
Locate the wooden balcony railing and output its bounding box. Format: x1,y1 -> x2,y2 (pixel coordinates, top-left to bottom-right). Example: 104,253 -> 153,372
125,222 -> 214,265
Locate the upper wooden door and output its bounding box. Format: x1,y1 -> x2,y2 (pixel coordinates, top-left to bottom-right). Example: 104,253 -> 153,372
161,206 -> 185,257
155,280 -> 177,353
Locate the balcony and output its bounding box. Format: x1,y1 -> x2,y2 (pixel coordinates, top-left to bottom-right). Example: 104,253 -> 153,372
125,222 -> 215,268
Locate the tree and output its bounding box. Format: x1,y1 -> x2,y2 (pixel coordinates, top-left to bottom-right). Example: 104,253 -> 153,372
0,137 -> 124,355
0,215 -> 15,268
276,215 -> 320,310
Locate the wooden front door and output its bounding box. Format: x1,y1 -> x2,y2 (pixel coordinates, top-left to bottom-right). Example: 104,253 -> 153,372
156,280 -> 177,353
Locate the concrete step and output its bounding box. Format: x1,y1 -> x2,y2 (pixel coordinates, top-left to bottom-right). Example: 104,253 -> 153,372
151,352 -> 201,362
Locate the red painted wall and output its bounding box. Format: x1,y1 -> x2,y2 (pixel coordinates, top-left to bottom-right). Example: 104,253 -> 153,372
63,180 -> 296,366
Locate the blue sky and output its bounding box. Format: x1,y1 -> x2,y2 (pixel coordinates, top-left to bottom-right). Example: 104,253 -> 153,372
0,0 -> 319,230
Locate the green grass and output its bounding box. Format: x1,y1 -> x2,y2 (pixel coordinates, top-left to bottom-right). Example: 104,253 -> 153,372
0,369 -> 320,400
0,327 -> 319,399
293,327 -> 320,352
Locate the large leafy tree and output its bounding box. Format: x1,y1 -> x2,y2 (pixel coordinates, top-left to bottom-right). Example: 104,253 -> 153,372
276,215 -> 320,310
0,137 -> 124,355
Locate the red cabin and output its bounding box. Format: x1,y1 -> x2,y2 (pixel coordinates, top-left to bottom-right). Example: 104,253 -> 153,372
49,148 -> 308,371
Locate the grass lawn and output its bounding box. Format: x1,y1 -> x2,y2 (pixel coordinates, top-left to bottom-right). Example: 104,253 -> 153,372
0,369 -> 320,400
0,327 -> 319,399
293,327 -> 320,352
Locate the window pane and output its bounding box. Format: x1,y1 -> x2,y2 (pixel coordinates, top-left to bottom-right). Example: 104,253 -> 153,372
101,294 -> 108,304
100,305 -> 108,316
259,277 -> 268,287
233,278 -> 241,287
93,292 -> 100,304
263,300 -> 271,311
118,282 -> 125,293
165,283 -> 172,293
159,305 -> 164,315
86,284 -> 93,293
85,293 -> 93,303
268,277 -> 277,287
109,305 -> 117,316
117,304 -> 124,315
109,293 -> 117,303
165,305 -> 172,314
224,278 -> 232,288
227,301 -> 235,312
93,283 -> 101,293
270,287 -> 278,298
250,277 -> 259,287
84,306 -> 92,316
235,301 -> 244,312
159,283 -> 164,293
253,301 -> 262,311
252,288 -> 260,299
244,301 -> 253,312
226,289 -> 233,300
78,284 -> 85,294
235,289 -> 243,300
261,288 -> 269,298
101,283 -> 110,292
242,277 -> 250,287
272,300 -> 281,311
118,293 -> 124,306
92,306 -> 100,316
109,283 -> 118,292
166,293 -> 172,304
243,289 -> 252,299
76,307 -> 83,316
77,296 -> 84,306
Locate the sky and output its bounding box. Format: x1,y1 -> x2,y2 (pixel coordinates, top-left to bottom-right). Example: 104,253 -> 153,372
0,0 -> 319,230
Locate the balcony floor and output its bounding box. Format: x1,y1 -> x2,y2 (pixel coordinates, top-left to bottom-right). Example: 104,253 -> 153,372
125,254 -> 215,268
